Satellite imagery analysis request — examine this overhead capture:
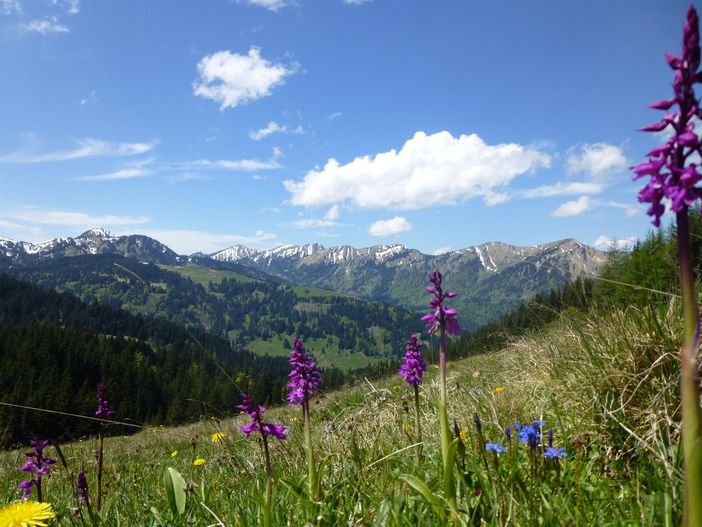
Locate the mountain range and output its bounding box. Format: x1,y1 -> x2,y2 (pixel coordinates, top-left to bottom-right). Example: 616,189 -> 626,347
0,229 -> 606,330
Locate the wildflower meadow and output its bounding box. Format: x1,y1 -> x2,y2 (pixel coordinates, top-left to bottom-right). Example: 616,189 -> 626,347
2,4 -> 702,526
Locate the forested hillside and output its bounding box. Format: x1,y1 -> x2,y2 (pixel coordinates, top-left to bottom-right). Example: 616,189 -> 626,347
0,274 -> 344,446
4,255 -> 421,369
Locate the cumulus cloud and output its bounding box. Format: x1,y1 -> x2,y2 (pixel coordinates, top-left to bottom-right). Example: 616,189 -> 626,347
285,131 -> 551,210
0,138 -> 157,163
6,208 -> 150,226
592,235 -> 637,251
21,16 -> 69,34
193,48 -> 296,110
368,216 -> 412,237
566,143 -> 628,179
551,196 -> 591,217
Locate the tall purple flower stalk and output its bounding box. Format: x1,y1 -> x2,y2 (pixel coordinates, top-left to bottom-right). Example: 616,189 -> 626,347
633,6 -> 702,525
237,392 -> 288,527
18,438 -> 56,502
422,271 -> 460,513
399,334 -> 427,456
95,383 -> 114,512
237,393 -> 288,441
287,338 -> 322,500
399,334 -> 427,388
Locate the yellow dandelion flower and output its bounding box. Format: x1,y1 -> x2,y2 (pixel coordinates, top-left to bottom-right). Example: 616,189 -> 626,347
210,432 -> 225,443
171,450 -> 178,457
459,430 -> 470,443
494,386 -> 505,395
0,501 -> 56,527
193,458 -> 206,466
392,384 -> 401,391
291,416 -> 298,423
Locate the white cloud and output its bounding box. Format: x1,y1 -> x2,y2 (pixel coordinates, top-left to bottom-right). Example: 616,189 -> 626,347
249,121 -> 304,140
75,168 -> 153,181
551,196 -> 591,217
51,0 -> 79,14
0,220 -> 43,242
592,235 -> 637,251
125,229 -> 278,254
1,0 -> 21,14
520,181 -> 605,198
432,246 -> 451,256
6,208 -> 150,226
324,204 -> 341,221
368,216 -> 412,237
272,146 -> 284,159
174,158 -> 281,171
21,16 -> 69,34
80,90 -> 97,105
566,143 -> 628,179
250,121 -> 287,140
284,131 -> 551,210
239,0 -> 287,11
344,0 -> 372,4
0,138 -> 157,163
164,173 -> 213,183
290,218 -> 342,229
193,48 -> 296,110
327,112 -> 342,121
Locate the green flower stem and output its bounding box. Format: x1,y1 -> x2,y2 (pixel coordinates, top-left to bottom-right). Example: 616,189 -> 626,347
303,399 -> 320,501
438,325 -> 457,514
97,428 -> 104,512
414,384 -> 422,461
261,433 -> 273,527
676,210 -> 702,527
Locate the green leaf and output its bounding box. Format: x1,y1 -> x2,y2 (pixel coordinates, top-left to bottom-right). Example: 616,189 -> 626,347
399,474 -> 446,522
164,467 -> 187,517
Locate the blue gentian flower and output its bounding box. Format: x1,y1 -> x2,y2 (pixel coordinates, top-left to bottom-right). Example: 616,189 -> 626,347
485,443 -> 507,454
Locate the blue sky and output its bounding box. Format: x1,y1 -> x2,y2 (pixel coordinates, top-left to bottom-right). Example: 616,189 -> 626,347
0,0 -> 695,255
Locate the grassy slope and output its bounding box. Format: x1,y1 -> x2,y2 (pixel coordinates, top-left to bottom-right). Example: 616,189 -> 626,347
159,264 -> 263,286
163,265 -> 374,370
0,302 -> 681,525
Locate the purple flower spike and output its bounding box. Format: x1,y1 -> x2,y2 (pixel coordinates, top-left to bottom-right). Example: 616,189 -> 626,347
398,334 -> 427,387
76,470 -> 90,504
18,437 -> 55,500
422,271 -> 461,336
95,383 -> 115,420
633,5 -> 702,227
287,338 -> 322,406
237,393 -> 288,440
